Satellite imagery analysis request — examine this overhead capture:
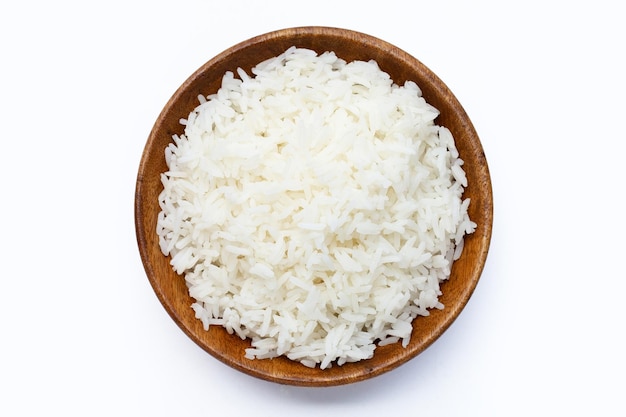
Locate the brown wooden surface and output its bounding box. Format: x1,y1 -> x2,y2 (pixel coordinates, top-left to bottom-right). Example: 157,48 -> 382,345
135,26 -> 493,387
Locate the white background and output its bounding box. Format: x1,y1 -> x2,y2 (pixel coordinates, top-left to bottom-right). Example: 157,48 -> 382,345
2,1 -> 624,415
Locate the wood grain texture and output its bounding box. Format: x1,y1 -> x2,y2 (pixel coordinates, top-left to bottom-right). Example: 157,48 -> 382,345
135,26 -> 493,386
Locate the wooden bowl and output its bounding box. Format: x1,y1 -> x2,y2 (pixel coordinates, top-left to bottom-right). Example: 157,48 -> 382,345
135,26 -> 493,386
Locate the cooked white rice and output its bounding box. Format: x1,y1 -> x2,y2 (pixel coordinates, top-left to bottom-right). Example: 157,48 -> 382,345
156,47 -> 476,369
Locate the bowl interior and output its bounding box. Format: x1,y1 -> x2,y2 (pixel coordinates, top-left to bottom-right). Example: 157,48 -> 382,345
135,26 -> 492,386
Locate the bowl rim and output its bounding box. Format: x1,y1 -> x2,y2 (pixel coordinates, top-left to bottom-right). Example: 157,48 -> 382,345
135,26 -> 493,387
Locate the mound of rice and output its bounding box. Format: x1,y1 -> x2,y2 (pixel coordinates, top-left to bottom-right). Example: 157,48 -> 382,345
156,47 -> 475,369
